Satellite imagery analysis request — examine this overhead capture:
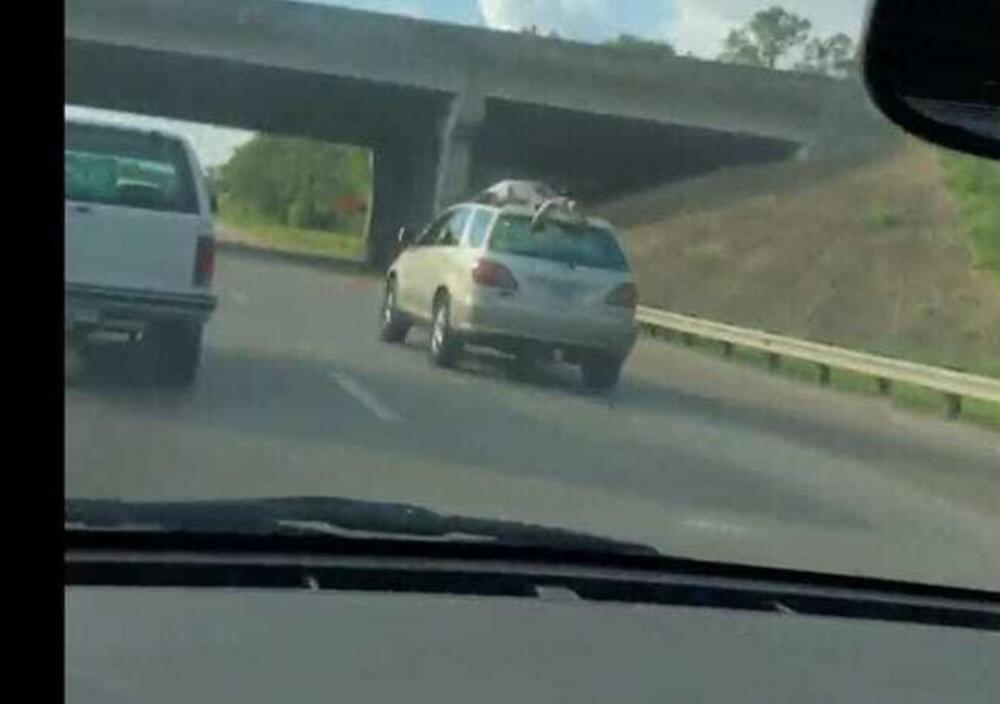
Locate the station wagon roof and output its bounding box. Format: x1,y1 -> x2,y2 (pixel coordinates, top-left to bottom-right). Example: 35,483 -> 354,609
462,180 -> 617,232
481,203 -> 616,231
493,203 -> 537,217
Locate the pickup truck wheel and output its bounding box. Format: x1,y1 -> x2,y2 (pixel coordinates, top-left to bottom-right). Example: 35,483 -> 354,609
65,338 -> 86,385
429,293 -> 462,368
581,353 -> 623,390
511,346 -> 545,378
150,322 -> 203,387
379,279 -> 410,343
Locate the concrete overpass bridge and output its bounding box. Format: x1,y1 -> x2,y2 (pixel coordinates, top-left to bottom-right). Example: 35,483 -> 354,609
66,0 -> 852,267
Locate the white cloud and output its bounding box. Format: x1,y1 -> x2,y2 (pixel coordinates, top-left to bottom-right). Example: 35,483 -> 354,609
671,2 -> 731,56
478,0 -> 614,39
289,0 -> 426,19
671,0 -> 868,58
340,0 -> 426,19
477,1 -> 865,58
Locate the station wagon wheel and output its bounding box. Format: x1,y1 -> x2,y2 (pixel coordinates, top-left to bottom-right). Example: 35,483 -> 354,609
429,292 -> 462,368
379,278 -> 410,344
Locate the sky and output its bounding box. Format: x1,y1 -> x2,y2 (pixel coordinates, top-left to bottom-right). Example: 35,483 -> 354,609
67,0 -> 868,167
333,0 -> 868,54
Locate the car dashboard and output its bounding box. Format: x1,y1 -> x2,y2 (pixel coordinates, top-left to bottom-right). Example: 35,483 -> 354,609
66,585 -> 999,704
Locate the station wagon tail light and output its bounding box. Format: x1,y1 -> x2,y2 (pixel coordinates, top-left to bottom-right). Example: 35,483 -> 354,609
606,282 -> 638,308
194,235 -> 215,288
472,259 -> 518,291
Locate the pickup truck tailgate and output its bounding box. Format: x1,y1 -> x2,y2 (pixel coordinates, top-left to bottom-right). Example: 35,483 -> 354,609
65,201 -> 211,291
64,120 -> 212,296
65,200 -> 207,293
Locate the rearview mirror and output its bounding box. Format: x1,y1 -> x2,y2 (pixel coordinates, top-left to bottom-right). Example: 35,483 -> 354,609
861,0 -> 1000,159
397,226 -> 414,247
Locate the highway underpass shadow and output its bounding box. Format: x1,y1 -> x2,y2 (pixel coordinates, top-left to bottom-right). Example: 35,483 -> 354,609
398,329 -> 612,399
66,340 -> 191,401
86,344 -> 880,529
67,336 -> 985,484
70,334 -> 584,400
611,373 -> 999,476
68,341 -> 982,530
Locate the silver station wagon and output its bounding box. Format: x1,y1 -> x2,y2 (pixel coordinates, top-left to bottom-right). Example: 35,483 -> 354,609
381,181 -> 639,389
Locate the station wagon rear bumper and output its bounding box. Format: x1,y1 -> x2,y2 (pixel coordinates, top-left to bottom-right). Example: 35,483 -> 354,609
453,297 -> 638,356
65,282 -> 217,329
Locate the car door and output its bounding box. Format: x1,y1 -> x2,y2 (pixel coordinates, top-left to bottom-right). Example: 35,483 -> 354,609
423,207 -> 473,310
395,210 -> 452,319
443,206 -> 493,305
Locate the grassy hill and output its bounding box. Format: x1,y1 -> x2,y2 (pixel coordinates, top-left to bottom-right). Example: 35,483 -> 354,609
596,137 -> 1000,378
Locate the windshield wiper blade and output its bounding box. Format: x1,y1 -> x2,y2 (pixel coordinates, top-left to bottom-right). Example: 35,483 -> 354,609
65,497 -> 658,556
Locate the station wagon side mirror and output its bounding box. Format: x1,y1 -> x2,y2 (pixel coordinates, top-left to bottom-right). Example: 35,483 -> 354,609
397,226 -> 414,247
209,192 -> 219,214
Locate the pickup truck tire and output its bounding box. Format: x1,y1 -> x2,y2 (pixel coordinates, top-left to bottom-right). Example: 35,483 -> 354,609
511,346 -> 545,379
149,321 -> 203,387
581,353 -> 623,390
65,338 -> 86,385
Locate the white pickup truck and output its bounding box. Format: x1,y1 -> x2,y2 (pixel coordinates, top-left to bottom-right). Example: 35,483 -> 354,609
64,119 -> 217,386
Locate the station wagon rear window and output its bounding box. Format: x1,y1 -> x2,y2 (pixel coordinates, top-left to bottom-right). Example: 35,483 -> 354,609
488,214 -> 629,271
65,123 -> 199,214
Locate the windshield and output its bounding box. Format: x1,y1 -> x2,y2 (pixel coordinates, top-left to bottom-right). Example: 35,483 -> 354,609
489,215 -> 629,270
64,0 -> 1000,592
65,122 -> 199,213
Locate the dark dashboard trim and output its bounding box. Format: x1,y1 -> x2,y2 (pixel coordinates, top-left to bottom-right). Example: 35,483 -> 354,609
66,530 -> 1000,631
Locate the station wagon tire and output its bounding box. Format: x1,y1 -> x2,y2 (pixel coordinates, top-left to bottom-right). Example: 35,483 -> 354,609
581,353 -> 623,390
150,321 -> 203,388
379,278 -> 410,343
429,293 -> 462,368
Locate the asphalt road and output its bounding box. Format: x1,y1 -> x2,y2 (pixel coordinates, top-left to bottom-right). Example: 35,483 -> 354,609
65,251 -> 1000,589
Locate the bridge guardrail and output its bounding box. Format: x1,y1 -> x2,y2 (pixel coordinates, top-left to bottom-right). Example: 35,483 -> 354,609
636,306 -> 1000,418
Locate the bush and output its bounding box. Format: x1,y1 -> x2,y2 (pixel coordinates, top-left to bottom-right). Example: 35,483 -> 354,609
941,151 -> 1000,279
867,202 -> 902,229
220,134 -> 371,236
287,197 -> 315,229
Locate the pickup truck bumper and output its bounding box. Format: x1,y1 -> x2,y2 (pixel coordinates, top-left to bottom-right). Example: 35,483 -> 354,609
65,283 -> 217,331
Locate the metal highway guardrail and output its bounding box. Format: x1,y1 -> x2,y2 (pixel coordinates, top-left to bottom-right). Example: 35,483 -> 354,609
213,242 -> 998,419
636,306 -> 1000,419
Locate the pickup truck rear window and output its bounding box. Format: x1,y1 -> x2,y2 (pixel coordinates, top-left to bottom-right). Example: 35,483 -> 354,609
488,214 -> 629,271
65,123 -> 199,214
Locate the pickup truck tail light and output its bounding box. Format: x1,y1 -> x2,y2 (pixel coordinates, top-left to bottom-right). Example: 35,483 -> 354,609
472,259 -> 518,291
194,235 -> 215,288
606,282 -> 638,308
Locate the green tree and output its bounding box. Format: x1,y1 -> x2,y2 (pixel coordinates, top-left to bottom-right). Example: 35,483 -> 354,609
220,134 -> 371,231
796,32 -> 856,77
604,33 -> 677,60
719,5 -> 812,69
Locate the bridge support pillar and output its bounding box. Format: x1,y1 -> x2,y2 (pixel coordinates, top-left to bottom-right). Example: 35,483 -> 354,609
366,92 -> 486,271
366,140 -> 439,271
434,92 -> 486,210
